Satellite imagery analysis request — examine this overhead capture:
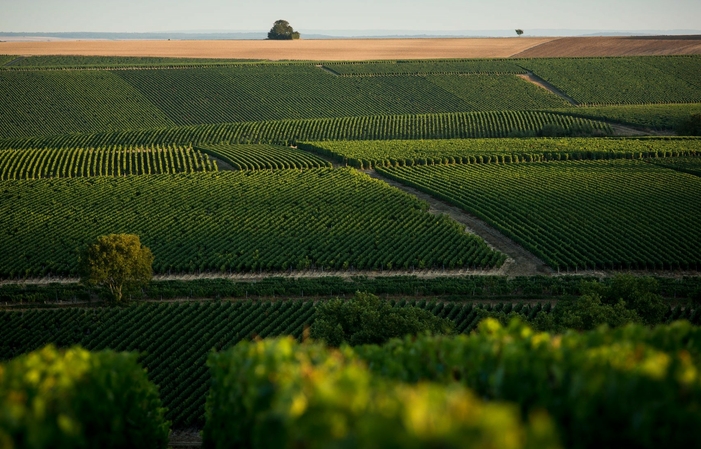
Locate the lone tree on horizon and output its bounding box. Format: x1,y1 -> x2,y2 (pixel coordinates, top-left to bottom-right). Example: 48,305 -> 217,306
515,29 -> 524,36
268,20 -> 301,40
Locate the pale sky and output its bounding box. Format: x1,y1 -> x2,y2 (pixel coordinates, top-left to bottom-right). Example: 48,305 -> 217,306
1,0 -> 699,34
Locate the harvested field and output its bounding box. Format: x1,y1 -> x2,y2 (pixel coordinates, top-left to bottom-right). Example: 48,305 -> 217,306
512,35 -> 701,58
0,38 -> 553,60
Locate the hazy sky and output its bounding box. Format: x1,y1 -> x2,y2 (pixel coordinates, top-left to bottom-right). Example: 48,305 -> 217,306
1,0 -> 699,33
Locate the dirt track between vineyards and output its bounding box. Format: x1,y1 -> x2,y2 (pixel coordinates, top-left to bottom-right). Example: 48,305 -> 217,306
364,170 -> 554,277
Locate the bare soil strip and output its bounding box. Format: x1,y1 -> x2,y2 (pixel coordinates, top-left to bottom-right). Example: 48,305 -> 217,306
364,170 -> 553,277
517,72 -> 579,106
0,38 -> 555,61
511,35 -> 701,58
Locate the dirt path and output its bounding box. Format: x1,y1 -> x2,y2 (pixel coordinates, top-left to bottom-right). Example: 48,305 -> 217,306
364,170 -> 552,277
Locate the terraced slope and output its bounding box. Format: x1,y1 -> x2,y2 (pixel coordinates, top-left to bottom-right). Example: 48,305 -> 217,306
0,168 -> 503,278
378,160 -> 701,271
0,70 -> 174,139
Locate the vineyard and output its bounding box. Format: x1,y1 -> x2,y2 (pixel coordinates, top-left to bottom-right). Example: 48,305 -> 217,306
323,59 -> 526,76
1,299 -> 697,427
0,168 -> 503,277
0,70 -> 174,139
113,65 -> 474,125
378,160 -> 701,270
1,55 -> 263,68
0,55 -> 16,66
198,143 -> 330,170
110,68 -> 579,121
521,56 -> 701,105
424,74 -> 570,110
0,111 -> 612,150
649,156 -> 701,177
304,137 -> 701,168
557,103 -> 701,130
0,145 -> 216,180
0,301 -> 315,426
0,57 -> 700,141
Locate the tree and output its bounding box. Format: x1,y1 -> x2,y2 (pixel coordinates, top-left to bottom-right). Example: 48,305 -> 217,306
267,20 -> 301,40
79,234 -> 153,303
515,29 -> 524,36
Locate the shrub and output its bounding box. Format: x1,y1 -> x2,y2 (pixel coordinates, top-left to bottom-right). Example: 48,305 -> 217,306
203,337 -> 560,449
355,319 -> 701,449
310,291 -> 453,346
0,345 -> 169,449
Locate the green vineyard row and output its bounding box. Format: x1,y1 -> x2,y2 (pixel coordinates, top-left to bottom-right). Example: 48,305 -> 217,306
521,56 -> 701,105
322,59 -> 526,75
555,103 -> 701,130
198,143 -> 330,170
112,66 -> 568,126
0,145 -> 216,180
1,55 -> 264,69
649,156 -> 701,177
0,111 -> 612,150
303,137 -> 701,169
377,160 -> 701,271
1,300 -> 696,427
423,74 -> 570,109
0,169 -> 502,278
0,70 -> 175,139
1,57 -> 699,140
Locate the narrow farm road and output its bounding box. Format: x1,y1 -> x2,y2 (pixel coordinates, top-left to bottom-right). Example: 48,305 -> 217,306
365,170 -> 553,277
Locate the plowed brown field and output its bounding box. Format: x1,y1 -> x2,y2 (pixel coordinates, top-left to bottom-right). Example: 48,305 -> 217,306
512,35 -> 701,58
2,36 -> 699,61
0,38 -> 554,60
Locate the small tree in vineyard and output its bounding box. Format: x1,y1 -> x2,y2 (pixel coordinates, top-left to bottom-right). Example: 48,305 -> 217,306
80,234 -> 154,304
268,20 -> 301,40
